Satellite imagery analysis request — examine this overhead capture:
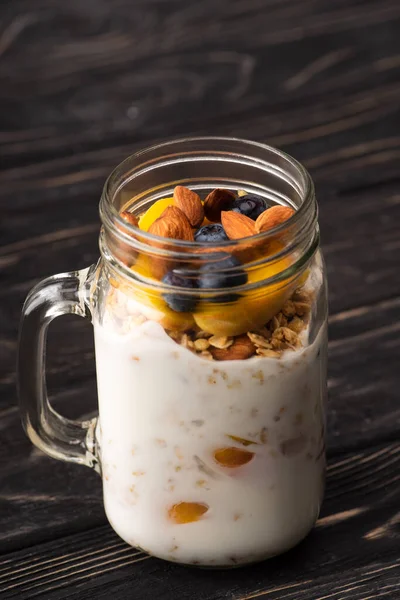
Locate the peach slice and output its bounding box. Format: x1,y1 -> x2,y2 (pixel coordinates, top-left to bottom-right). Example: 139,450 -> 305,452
193,291 -> 291,337
168,502 -> 209,524
116,259 -> 196,331
193,254 -> 296,336
131,254 -> 153,278
139,197 -> 174,231
213,447 -> 254,468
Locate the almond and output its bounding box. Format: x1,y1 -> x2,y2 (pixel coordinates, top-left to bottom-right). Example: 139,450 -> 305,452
255,205 -> 295,233
221,211 -> 256,240
149,206 -> 194,241
203,188 -> 236,222
120,211 -> 139,227
173,186 -> 204,228
148,206 -> 194,278
210,334 -> 256,361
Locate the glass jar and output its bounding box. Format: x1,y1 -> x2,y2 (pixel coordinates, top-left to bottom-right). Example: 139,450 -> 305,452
18,137 -> 328,568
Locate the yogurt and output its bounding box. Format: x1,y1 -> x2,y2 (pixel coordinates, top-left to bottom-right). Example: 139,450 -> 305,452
94,300 -> 326,566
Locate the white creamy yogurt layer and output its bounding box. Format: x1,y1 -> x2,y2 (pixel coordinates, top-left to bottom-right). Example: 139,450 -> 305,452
94,313 -> 327,566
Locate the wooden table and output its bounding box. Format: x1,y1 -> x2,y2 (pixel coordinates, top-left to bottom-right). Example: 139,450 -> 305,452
1,0 -> 399,598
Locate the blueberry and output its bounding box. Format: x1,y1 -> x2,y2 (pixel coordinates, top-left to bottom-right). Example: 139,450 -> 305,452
232,194 -> 268,220
199,254 -> 247,303
194,224 -> 228,243
162,270 -> 198,312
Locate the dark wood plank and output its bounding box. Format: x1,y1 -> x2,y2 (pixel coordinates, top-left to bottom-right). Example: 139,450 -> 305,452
0,0 -> 399,165
0,442 -> 398,599
0,0 -> 399,594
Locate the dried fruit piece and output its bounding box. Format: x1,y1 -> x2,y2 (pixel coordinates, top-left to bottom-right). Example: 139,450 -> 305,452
227,435 -> 257,446
221,211 -> 256,240
173,185 -> 204,228
149,206 -> 194,241
203,189 -> 236,222
214,447 -> 254,467
120,211 -> 139,227
255,205 -> 295,233
210,334 -> 256,360
168,502 -> 209,524
139,198 -> 174,231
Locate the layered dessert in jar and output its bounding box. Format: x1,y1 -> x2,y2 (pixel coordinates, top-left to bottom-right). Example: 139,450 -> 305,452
94,184 -> 327,567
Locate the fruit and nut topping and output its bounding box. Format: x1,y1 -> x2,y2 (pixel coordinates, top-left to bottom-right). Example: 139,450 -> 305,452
114,185 -> 310,359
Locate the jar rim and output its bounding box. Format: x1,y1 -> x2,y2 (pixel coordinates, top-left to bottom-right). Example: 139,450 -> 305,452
99,137 -> 318,294
100,136 -> 315,252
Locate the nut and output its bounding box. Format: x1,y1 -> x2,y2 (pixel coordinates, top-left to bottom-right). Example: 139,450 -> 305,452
195,330 -> 212,339
293,301 -> 311,317
255,205 -> 295,233
208,335 -> 233,349
256,348 -> 280,358
203,188 -> 236,222
221,211 -> 256,240
148,206 -> 194,241
286,315 -> 305,334
194,338 -> 210,351
247,332 -> 272,349
282,300 -> 296,317
293,289 -> 312,303
272,326 -> 300,348
173,186 -> 204,228
120,211 -> 139,227
180,333 -> 195,349
210,334 -> 256,361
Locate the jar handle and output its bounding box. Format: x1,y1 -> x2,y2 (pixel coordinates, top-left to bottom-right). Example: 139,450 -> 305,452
17,266 -> 100,472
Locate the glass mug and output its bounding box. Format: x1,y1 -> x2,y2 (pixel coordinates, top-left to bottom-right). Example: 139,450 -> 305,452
18,137 -> 328,568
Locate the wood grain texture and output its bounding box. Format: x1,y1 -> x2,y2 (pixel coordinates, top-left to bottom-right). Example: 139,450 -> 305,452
0,0 -> 399,166
0,0 -> 399,597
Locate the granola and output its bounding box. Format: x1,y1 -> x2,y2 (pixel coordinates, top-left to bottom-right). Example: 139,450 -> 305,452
166,285 -> 311,360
